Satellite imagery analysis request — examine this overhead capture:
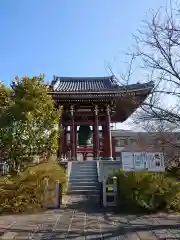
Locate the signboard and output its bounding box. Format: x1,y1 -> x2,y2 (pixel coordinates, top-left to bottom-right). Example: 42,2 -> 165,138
121,152 -> 135,171
121,152 -> 165,172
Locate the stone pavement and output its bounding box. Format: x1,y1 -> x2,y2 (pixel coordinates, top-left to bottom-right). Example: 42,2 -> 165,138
0,195 -> 180,239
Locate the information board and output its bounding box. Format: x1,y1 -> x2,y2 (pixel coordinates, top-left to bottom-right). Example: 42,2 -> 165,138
121,152 -> 165,172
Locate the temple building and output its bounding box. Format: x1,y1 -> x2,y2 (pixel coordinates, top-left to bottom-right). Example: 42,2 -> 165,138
49,75 -> 154,161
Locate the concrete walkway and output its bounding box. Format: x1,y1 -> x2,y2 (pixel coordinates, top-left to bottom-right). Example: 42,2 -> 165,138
0,195 -> 180,239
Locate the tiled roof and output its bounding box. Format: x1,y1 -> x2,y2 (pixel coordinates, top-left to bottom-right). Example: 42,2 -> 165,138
51,76 -> 154,92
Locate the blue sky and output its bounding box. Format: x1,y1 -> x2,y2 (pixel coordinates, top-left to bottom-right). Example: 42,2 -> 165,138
0,0 -> 167,87
0,0 -> 169,130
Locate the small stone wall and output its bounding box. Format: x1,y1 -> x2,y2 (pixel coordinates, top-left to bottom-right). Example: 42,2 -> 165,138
97,160 -> 122,182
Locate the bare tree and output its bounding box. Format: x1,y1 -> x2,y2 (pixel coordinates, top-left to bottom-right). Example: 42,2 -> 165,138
129,0 -> 180,128
106,53 -> 137,87
133,119 -> 180,168
122,1 -> 180,168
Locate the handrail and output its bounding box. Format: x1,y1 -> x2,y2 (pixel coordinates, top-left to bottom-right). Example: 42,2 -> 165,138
67,161 -> 72,178
96,160 -> 101,182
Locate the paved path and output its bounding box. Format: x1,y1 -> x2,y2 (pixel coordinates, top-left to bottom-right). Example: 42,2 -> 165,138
0,195 -> 180,239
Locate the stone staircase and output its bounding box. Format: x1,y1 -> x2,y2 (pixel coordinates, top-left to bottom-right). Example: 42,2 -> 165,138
67,161 -> 100,197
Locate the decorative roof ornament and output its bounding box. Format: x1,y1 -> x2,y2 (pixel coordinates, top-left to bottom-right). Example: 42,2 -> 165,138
70,105 -> 74,116
106,104 -> 111,114
94,105 -> 98,115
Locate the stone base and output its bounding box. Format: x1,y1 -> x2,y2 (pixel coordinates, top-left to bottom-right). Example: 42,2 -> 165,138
104,157 -> 114,160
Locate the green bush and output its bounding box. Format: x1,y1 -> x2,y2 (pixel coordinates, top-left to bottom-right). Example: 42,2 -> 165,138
166,166 -> 180,180
0,160 -> 67,214
116,171 -> 180,213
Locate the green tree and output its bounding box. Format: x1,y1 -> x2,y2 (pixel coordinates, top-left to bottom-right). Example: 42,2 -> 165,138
0,75 -> 59,173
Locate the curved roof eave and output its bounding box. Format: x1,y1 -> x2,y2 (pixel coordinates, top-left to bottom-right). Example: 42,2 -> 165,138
50,75 -> 154,93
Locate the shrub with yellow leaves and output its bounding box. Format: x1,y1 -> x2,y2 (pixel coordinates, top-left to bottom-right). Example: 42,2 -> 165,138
0,160 -> 67,214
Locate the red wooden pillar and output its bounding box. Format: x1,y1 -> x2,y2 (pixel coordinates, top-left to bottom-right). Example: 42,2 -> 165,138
93,105 -> 99,159
57,119 -> 61,159
101,124 -> 106,158
60,126 -> 64,159
105,104 -> 113,160
70,105 -> 76,160
75,125 -> 77,160
63,126 -> 68,159
58,106 -> 63,159
112,137 -> 116,160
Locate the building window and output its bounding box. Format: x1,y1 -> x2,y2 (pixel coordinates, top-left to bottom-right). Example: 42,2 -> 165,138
124,138 -> 128,145
116,138 -> 128,146
130,138 -> 137,144
116,140 -> 121,146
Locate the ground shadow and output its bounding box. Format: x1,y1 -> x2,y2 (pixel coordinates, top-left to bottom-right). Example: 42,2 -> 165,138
65,194 -> 104,214
0,195 -> 180,239
0,222 -> 180,239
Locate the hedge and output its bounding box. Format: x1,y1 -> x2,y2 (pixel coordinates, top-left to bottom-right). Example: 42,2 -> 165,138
116,171 -> 180,213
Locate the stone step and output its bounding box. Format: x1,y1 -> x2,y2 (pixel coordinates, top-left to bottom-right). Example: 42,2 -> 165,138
70,172 -> 97,175
71,164 -> 97,168
69,177 -> 98,180
69,178 -> 98,182
68,183 -> 99,188
75,167 -> 97,169
71,168 -> 97,173
72,160 -> 97,163
70,165 -> 97,169
67,189 -> 100,195
68,186 -> 99,191
69,180 -> 98,184
69,183 -> 98,187
70,172 -> 98,176
77,163 -> 97,165
71,168 -> 97,172
69,185 -> 98,189
71,162 -> 97,165
70,172 -> 98,177
68,180 -> 98,183
68,179 -> 99,186
68,183 -> 99,187
70,172 -> 98,175
72,163 -> 97,165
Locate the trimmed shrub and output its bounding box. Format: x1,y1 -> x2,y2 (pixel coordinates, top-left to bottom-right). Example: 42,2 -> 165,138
0,160 -> 67,214
166,167 -> 180,180
116,171 -> 180,213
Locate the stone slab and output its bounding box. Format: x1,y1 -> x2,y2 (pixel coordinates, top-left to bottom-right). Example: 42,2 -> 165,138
1,231 -> 18,239
0,196 -> 180,239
